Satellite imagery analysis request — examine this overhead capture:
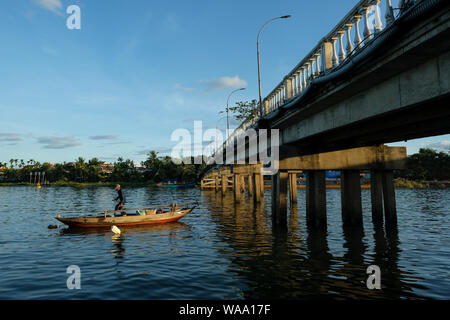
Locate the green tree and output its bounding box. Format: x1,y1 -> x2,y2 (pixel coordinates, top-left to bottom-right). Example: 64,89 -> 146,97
73,157 -> 88,182
223,99 -> 259,123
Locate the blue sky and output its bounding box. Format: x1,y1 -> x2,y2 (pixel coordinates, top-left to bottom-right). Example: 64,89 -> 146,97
0,0 -> 449,164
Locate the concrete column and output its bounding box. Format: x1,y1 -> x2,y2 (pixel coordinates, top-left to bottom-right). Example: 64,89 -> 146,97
289,173 -> 298,204
370,170 -> 384,223
234,174 -> 241,202
271,175 -> 278,213
240,175 -> 245,194
272,171 -> 288,223
382,170 -> 397,225
221,174 -> 227,195
306,170 -> 326,226
259,175 -> 265,199
252,174 -> 262,203
341,170 -> 363,225
248,175 -> 253,196
215,176 -> 220,192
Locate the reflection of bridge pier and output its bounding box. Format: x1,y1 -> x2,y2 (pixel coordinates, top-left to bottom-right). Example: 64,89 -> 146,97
200,178 -> 420,299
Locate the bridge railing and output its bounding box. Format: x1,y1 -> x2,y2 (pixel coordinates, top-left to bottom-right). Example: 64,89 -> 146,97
263,0 -> 409,115
218,0 -> 416,156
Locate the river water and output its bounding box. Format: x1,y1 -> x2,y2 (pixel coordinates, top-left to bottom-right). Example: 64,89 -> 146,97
0,186 -> 448,299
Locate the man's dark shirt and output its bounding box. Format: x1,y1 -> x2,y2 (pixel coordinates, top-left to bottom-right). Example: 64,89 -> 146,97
115,189 -> 124,203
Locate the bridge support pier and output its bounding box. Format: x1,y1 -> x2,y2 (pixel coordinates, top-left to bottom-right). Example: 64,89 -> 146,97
306,170 -> 326,226
247,175 -> 253,197
260,175 -> 265,199
221,174 -> 227,195
341,170 -> 363,225
240,175 -> 245,195
252,174 -> 262,203
271,171 -> 288,223
234,174 -> 241,202
289,173 -> 298,204
382,170 -> 397,226
370,170 -> 384,223
370,170 -> 397,226
215,176 -> 220,192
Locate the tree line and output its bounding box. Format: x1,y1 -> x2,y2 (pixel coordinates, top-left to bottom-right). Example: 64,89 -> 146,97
0,151 -> 208,184
1,147 -> 449,184
395,148 -> 450,181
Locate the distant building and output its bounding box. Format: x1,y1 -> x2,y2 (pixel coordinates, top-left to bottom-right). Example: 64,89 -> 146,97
100,162 -> 114,174
134,163 -> 148,173
0,166 -> 6,181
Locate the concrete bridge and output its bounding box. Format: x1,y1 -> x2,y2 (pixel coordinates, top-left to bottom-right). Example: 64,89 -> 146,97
202,0 -> 450,228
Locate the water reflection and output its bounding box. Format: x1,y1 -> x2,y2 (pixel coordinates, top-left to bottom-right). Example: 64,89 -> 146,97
111,235 -> 125,262
201,189 -> 424,299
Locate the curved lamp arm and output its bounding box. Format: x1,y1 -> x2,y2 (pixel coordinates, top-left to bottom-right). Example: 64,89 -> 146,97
257,15 -> 291,117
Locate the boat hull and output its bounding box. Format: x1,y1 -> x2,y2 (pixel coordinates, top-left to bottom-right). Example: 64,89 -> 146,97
56,208 -> 193,228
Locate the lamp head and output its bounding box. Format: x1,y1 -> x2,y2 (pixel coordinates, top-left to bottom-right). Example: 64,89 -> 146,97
281,15 -> 291,19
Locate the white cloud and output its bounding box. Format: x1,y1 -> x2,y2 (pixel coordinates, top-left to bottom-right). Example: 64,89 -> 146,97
201,76 -> 247,91
0,133 -> 22,142
89,135 -> 119,141
33,0 -> 63,15
427,140 -> 450,151
37,136 -> 81,149
174,83 -> 194,92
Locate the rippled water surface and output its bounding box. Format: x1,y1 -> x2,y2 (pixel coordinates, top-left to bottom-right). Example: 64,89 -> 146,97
0,186 -> 449,299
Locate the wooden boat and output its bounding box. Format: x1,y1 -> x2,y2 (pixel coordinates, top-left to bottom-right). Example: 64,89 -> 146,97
56,203 -> 196,228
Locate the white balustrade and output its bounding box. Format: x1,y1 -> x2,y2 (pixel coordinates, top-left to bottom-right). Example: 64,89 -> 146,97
362,5 -> 372,41
310,58 -> 316,77
385,0 -> 394,25
331,36 -> 339,67
315,53 -> 321,74
373,0 -> 383,34
302,66 -> 307,88
338,30 -> 346,63
354,14 -> 363,49
253,0 -> 400,130
298,70 -> 303,94
345,22 -> 354,56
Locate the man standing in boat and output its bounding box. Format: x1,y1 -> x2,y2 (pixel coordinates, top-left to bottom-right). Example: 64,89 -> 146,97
114,184 -> 126,215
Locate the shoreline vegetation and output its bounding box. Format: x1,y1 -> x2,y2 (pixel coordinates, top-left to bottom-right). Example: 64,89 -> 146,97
1,148 -> 449,189
0,181 -> 161,188
0,151 -> 207,188
394,178 -> 450,189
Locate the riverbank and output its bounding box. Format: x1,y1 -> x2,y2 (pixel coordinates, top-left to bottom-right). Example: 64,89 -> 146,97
394,178 -> 450,189
2,179 -> 449,189
0,181 -> 159,188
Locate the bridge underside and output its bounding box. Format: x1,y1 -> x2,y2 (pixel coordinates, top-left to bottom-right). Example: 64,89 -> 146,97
281,92 -> 450,156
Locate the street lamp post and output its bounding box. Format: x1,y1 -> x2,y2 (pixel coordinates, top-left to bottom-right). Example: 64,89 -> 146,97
226,87 -> 246,139
215,115 -> 228,154
257,15 -> 291,117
